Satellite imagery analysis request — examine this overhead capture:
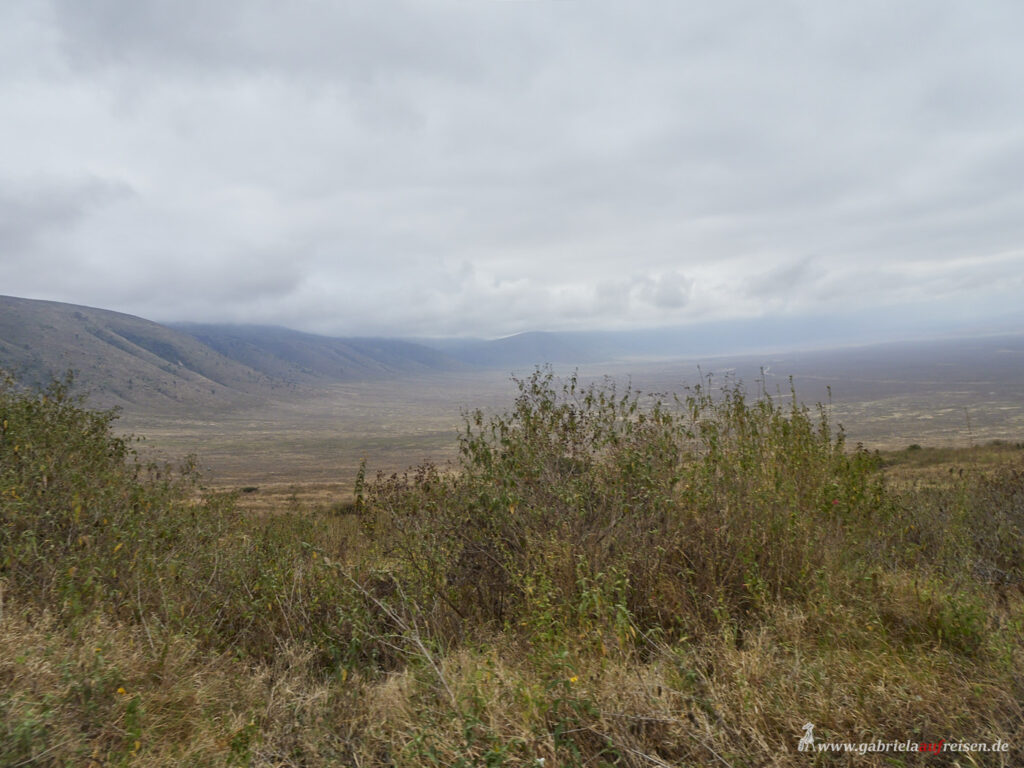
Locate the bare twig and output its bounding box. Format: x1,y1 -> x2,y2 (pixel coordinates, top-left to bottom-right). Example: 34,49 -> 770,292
135,580 -> 156,653
695,738 -> 736,768
12,738 -> 75,768
334,565 -> 457,708
620,745 -> 675,768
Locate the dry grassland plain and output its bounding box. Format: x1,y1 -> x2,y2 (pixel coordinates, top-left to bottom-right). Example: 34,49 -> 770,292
114,338 -> 1024,514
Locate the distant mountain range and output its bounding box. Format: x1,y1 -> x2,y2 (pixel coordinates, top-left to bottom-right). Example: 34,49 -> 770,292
3,294 -> 1022,413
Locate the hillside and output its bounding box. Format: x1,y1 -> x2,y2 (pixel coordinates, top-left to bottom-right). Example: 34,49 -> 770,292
174,323 -> 466,383
0,295 -> 275,410
0,296 -> 466,411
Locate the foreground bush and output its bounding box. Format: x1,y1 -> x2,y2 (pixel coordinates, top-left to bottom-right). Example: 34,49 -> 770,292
0,373 -> 372,667
0,374 -> 377,765
1,369 -> 1022,766
368,371 -> 903,640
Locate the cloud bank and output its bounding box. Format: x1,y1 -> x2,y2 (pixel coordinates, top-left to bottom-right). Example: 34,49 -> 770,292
1,1 -> 1023,337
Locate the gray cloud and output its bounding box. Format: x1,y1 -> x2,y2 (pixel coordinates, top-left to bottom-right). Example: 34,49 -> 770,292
636,272 -> 694,310
0,1 -> 1022,337
0,177 -> 132,253
744,257 -> 819,302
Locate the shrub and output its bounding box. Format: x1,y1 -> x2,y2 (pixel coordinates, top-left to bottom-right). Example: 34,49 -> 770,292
0,372 -> 376,670
364,369 -> 892,646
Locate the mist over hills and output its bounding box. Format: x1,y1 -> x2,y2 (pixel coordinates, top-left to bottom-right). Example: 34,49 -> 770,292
3,295 -> 1023,419
173,323 -> 468,384
425,331 -> 610,367
417,308 -> 1024,365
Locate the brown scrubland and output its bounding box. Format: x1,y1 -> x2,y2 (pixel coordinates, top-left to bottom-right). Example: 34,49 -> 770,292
1,370 -> 1022,766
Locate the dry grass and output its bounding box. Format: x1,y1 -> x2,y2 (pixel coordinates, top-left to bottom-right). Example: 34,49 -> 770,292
0,601 -> 263,766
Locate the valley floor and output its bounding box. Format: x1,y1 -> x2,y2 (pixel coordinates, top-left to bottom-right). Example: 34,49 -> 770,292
115,351 -> 1024,489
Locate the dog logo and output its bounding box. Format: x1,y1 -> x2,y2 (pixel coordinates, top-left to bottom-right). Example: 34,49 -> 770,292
798,722 -> 815,752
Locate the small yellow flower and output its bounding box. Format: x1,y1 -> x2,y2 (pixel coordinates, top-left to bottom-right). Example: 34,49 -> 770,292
569,676 -> 578,684
117,686 -> 128,695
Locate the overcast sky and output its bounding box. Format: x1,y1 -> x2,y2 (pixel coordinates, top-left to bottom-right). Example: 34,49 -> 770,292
2,1 -> 1023,338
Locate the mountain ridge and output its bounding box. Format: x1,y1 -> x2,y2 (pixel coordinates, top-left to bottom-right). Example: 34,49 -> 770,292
0,296 -> 467,411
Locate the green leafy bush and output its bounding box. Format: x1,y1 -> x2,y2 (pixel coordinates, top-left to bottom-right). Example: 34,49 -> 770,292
364,369 -> 894,646
0,372 -> 374,670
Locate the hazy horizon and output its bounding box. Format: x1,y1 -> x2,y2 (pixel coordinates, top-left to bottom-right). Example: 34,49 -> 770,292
7,291 -> 1024,358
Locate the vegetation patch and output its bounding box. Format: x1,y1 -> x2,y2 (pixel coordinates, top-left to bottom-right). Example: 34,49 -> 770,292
1,369 -> 1022,765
